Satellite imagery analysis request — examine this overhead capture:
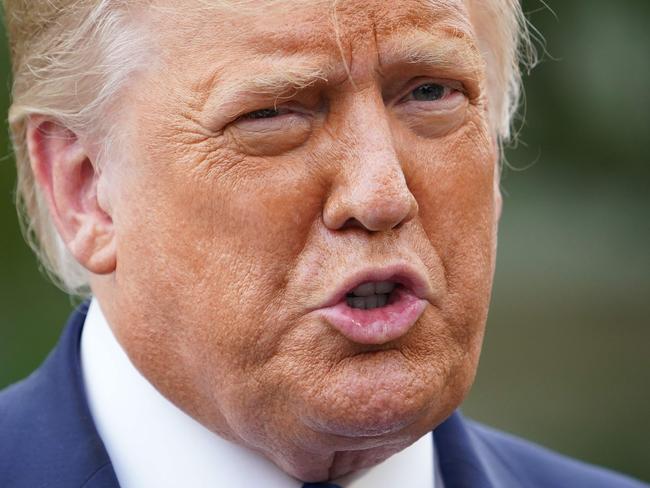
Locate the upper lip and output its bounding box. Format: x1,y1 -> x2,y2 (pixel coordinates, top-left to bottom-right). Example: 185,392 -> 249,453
315,263 -> 436,309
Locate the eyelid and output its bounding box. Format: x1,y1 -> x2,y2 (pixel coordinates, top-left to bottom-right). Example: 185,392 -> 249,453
235,100 -> 311,122
231,108 -> 311,135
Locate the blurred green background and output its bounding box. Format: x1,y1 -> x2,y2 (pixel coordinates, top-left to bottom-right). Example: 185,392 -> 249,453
1,0 -> 648,483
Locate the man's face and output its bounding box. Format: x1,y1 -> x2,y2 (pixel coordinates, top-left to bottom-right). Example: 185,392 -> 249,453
98,0 -> 500,480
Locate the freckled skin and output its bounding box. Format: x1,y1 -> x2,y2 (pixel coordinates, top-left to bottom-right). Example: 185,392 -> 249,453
92,0 -> 500,481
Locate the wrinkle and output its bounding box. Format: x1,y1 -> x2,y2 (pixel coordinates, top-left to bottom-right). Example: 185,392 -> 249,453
330,0 -> 357,91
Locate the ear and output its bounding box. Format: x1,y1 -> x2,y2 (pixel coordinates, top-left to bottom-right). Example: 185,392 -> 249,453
26,117 -> 116,275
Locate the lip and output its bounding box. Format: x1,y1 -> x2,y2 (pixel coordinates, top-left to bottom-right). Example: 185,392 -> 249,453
312,264 -> 434,345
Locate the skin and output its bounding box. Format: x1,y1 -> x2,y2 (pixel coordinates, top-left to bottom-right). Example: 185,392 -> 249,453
27,0 -> 502,481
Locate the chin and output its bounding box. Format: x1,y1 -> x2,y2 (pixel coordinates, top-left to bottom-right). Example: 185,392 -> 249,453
298,349 -> 445,439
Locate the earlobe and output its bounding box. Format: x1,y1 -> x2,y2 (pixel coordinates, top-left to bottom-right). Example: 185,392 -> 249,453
26,117 -> 117,275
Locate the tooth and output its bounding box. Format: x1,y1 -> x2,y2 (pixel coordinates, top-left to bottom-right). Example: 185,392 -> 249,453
365,295 -> 378,309
351,297 -> 366,309
351,282 -> 375,297
377,294 -> 388,307
375,281 -> 395,294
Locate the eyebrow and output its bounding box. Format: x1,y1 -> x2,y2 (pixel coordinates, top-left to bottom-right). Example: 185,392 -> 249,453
236,58 -> 331,96
380,28 -> 484,79
197,55 -> 333,120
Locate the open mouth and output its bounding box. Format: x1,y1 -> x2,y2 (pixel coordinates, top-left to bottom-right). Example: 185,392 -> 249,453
345,281 -> 398,310
315,268 -> 430,345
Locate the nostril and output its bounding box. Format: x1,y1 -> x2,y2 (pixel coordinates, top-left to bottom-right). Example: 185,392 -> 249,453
340,217 -> 364,230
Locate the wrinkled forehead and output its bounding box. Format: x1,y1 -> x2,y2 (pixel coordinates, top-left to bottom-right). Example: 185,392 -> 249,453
148,0 -> 477,65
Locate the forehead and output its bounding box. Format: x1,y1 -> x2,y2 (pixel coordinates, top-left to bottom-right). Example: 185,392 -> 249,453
149,0 -> 476,63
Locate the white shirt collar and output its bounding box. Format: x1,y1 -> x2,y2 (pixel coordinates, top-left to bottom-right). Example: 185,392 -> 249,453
81,298 -> 444,488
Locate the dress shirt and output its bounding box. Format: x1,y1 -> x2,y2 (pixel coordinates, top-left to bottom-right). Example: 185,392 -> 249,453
81,298 -> 445,488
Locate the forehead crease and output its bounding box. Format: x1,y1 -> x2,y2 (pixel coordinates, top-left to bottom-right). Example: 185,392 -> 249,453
233,0 -> 473,55
335,0 -> 470,34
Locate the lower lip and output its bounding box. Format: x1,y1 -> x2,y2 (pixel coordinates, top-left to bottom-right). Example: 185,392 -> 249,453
316,288 -> 427,345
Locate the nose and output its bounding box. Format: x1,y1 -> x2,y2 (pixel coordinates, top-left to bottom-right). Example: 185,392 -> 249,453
323,110 -> 418,232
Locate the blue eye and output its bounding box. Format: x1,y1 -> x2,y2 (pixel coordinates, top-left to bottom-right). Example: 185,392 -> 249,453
411,83 -> 446,101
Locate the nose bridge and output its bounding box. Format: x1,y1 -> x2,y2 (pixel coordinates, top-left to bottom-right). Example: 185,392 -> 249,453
351,125 -> 408,206
348,89 -> 395,160
323,93 -> 418,232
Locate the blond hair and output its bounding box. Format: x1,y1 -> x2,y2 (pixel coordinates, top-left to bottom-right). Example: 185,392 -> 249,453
2,0 -> 535,295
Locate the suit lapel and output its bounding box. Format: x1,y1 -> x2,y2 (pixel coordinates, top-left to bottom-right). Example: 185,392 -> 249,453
433,412 -> 496,488
53,302 -> 121,487
0,302 -> 120,488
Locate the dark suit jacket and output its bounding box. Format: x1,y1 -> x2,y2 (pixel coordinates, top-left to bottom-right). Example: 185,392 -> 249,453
1,303 -> 647,487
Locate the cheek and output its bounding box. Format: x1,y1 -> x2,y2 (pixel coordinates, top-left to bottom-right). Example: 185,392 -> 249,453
405,119 -> 497,344
111,141 -> 327,359
108,140 -> 333,434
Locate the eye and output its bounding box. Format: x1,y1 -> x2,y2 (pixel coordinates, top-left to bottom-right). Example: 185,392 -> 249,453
241,107 -> 287,120
396,79 -> 467,107
410,83 -> 446,102
396,80 -> 466,112
227,104 -> 312,156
